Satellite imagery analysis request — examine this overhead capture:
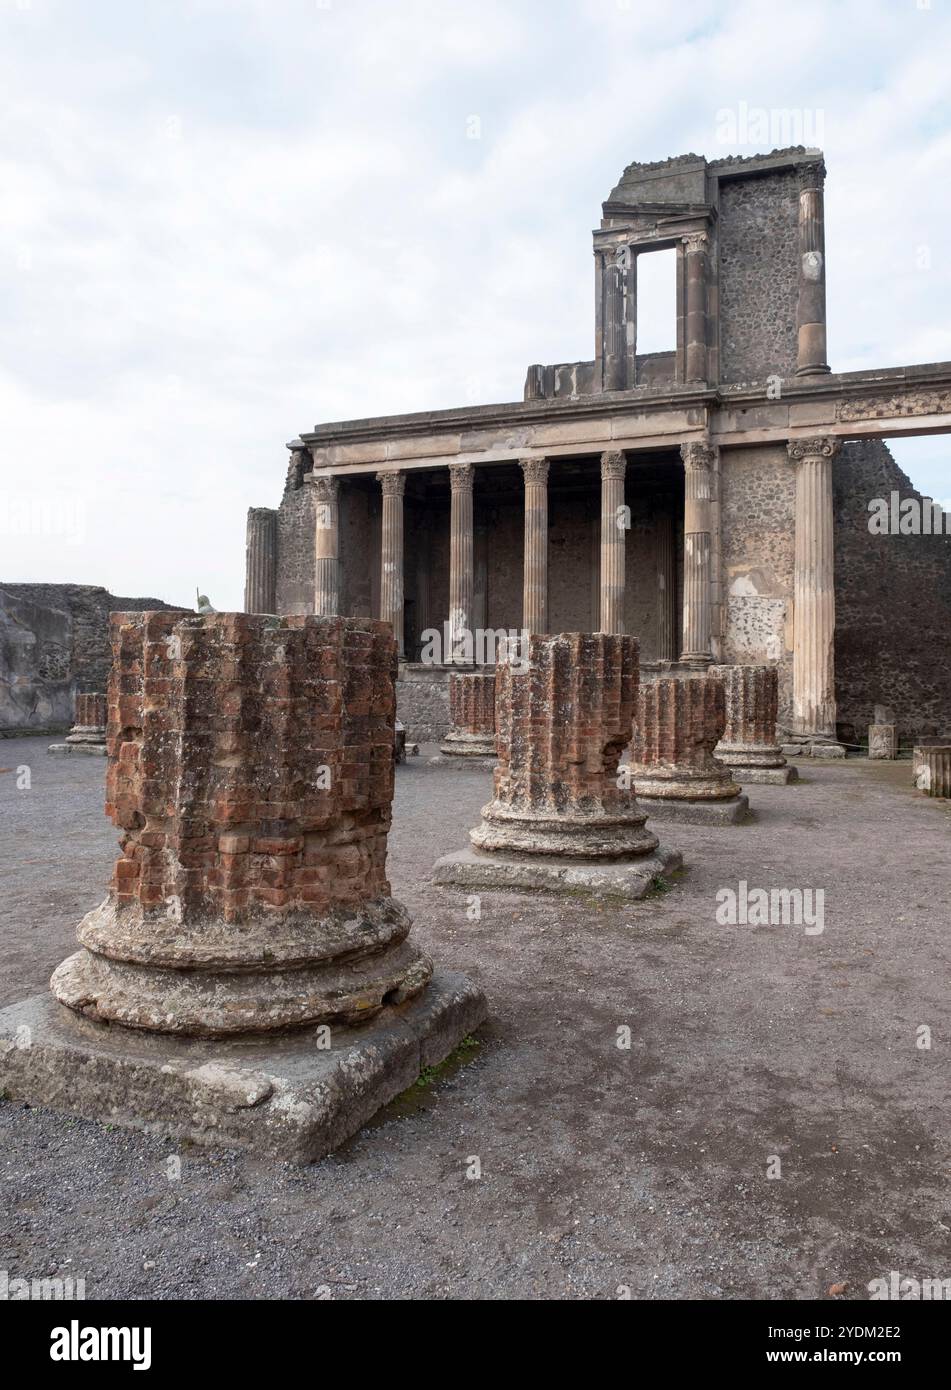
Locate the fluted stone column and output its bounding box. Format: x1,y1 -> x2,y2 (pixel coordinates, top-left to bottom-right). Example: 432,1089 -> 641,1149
448,463 -> 474,663
377,471 -> 405,657
6,611 -> 486,1163
311,474 -> 340,617
631,672 -> 749,824
656,508 -> 677,661
244,507 -> 277,615
599,451 -> 627,634
433,633 -> 681,900
520,457 -> 549,635
680,441 -> 714,663
683,232 -> 708,384
795,160 -> 831,377
710,664 -> 796,784
788,437 -> 842,748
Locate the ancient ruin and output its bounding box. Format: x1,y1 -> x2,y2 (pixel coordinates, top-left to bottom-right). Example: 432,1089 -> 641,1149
631,671 -> 750,824
241,147 -> 951,758
434,632 -> 681,898
0,611 -> 485,1161
47,692 -> 107,756
711,663 -> 796,784
440,671 -> 497,758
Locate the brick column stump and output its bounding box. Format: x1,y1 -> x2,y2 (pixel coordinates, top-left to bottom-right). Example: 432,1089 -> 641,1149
710,664 -> 797,785
914,745 -> 951,798
1,612 -> 486,1163
433,633 -> 682,899
440,672 -> 496,759
48,692 -> 108,757
631,672 -> 750,824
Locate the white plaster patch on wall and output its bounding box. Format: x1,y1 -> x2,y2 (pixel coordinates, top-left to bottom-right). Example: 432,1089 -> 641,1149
725,595 -> 787,662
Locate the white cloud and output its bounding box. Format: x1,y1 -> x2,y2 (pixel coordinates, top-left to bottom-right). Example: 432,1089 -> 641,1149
0,0 -> 949,607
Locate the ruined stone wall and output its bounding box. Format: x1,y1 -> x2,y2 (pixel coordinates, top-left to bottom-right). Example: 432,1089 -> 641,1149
274,469 -> 316,615
718,444 -> 796,726
396,664 -> 451,742
718,169 -> 799,384
834,439 -> 951,741
0,583 -> 172,733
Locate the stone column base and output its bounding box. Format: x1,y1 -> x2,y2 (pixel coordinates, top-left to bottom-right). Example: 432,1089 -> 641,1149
781,739 -> 846,759
716,746 -> 797,784
0,972 -> 486,1164
634,792 -> 750,825
439,732 -> 497,759
433,844 -> 682,901
723,764 -> 797,785
47,740 -> 108,756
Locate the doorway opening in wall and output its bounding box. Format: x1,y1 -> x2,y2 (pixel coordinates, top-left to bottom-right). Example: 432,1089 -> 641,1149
635,247 -> 677,385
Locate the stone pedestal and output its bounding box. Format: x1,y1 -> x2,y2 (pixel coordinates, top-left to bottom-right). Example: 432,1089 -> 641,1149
48,692 -> 107,756
440,672 -> 496,759
433,633 -> 681,899
1,611 -> 485,1162
631,673 -> 750,824
711,664 -> 797,785
868,724 -> 897,760
914,745 -> 951,798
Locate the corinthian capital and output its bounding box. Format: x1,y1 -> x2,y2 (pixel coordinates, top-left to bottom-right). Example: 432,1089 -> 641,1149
376,470 -> 406,498
680,440 -> 716,471
600,450 -> 627,482
309,472 -> 340,503
448,462 -> 474,493
682,231 -> 708,254
519,457 -> 550,487
786,436 -> 841,463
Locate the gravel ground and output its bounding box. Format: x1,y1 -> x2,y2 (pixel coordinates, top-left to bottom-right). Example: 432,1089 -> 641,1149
1,737 -> 950,1301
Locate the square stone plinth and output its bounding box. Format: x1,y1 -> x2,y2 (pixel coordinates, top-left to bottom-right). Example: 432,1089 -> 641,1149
726,765 -> 798,785
433,845 -> 682,900
637,794 -> 751,825
0,972 -> 486,1164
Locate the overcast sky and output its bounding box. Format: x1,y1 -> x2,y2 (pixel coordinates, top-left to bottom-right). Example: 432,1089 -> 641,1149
2,0 -> 949,609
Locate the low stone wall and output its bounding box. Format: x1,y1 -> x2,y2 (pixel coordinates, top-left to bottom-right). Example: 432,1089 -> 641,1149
396,663 -> 452,743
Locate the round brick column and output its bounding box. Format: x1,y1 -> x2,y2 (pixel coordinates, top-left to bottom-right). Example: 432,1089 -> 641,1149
631,672 -> 748,822
441,672 -> 496,758
710,664 -> 793,783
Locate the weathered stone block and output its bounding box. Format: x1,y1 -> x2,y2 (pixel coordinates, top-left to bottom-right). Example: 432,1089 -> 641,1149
868,723 -> 897,759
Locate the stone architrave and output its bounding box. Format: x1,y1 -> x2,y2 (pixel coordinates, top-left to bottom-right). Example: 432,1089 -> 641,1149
433,632 -> 682,899
440,672 -> 496,759
631,672 -> 750,824
710,664 -> 797,785
0,611 -> 485,1163
48,692 -> 108,757
868,724 -> 897,760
